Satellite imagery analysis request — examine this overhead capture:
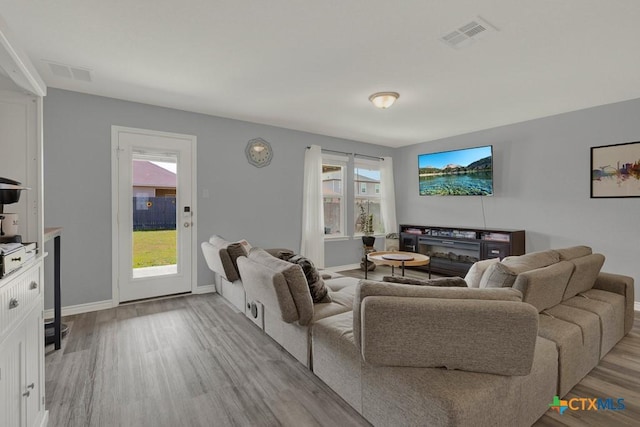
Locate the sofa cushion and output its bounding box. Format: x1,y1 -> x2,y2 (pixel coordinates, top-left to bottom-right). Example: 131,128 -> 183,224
312,312 -> 362,411
540,305 -> 601,396
556,245 -> 592,260
353,280 -> 523,351
320,270 -> 343,280
562,289 -> 625,358
501,249 -> 560,274
562,253 -> 605,300
247,248 -> 315,325
512,261 -> 574,312
464,257 -> 499,288
312,291 -> 354,323
537,313 -> 597,397
382,276 -> 468,287
325,276 -> 359,292
479,262 -> 518,288
359,335 -> 557,427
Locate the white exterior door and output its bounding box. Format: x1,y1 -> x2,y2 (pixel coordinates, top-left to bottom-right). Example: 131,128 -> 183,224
112,126 -> 197,302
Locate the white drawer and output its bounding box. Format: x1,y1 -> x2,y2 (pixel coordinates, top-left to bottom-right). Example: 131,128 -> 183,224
1,246 -> 26,277
0,263 -> 41,339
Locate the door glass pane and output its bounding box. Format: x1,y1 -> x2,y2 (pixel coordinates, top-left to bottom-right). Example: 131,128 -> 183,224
131,154 -> 178,278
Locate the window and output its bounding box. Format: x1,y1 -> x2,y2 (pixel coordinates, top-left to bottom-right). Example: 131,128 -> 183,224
322,155 -> 347,237
354,159 -> 384,235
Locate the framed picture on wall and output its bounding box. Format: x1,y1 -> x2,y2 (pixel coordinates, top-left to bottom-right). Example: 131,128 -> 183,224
591,141 -> 640,198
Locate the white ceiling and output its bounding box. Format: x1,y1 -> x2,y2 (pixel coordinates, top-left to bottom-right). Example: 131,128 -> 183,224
1,1 -> 640,147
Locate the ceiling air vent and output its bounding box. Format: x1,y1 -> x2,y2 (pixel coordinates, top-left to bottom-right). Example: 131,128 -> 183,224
44,60 -> 93,82
440,16 -> 498,49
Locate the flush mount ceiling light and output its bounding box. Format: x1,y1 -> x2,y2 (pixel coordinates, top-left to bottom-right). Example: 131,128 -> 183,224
369,92 -> 399,109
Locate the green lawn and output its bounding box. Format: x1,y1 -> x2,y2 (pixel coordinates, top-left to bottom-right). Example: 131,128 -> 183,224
132,230 -> 177,268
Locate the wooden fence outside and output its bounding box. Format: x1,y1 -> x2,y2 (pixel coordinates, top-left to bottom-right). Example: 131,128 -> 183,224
133,197 -> 176,231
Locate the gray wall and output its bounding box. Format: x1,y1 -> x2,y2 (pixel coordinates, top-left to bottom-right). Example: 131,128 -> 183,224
43,89 -> 392,309
395,98 -> 640,302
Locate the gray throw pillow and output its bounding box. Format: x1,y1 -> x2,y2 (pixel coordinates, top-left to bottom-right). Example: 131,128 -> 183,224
479,263 -> 518,288
286,255 -> 332,303
382,276 -> 468,287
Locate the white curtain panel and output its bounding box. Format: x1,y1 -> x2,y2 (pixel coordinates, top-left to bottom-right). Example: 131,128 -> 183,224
301,145 -> 325,268
380,156 -> 397,234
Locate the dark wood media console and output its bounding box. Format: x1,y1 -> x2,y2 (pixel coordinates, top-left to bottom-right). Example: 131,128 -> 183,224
399,224 -> 525,277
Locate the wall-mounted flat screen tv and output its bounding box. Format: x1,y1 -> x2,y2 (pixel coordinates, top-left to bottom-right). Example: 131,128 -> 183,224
418,145 -> 493,196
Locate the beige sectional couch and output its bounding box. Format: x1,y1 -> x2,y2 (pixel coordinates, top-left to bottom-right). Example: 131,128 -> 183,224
201,236 -> 360,367
204,240 -> 634,426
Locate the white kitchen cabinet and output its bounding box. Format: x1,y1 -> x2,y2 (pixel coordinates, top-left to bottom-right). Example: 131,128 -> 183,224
0,260 -> 47,427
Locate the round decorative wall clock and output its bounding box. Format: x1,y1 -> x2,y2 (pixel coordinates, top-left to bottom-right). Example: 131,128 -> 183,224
245,138 -> 273,168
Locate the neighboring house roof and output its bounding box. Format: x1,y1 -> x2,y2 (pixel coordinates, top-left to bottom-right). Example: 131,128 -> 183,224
354,173 -> 379,183
133,161 -> 176,187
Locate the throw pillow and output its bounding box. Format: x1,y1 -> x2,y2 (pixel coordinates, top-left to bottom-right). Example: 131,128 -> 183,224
382,276 -> 468,287
226,242 -> 248,278
271,249 -> 296,260
479,262 -> 518,288
286,255 -> 332,303
464,258 -> 499,288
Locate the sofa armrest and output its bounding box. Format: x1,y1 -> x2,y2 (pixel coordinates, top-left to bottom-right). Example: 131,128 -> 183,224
360,296 -> 539,376
593,272 -> 635,335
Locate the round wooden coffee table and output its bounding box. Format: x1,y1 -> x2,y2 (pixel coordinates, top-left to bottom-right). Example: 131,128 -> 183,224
366,251 -> 430,279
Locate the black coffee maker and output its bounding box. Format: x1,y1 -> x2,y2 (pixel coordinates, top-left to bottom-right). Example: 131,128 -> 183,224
0,177 -> 27,243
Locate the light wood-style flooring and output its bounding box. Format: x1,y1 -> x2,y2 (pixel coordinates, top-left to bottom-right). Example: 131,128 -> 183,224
45,266 -> 639,426
45,294 -> 368,427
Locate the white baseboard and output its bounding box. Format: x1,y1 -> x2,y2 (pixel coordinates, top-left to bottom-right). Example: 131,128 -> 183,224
324,263 -> 360,272
193,285 -> 216,294
635,301 -> 640,312
44,287 -> 219,319
44,299 -> 113,319
39,411 -> 48,427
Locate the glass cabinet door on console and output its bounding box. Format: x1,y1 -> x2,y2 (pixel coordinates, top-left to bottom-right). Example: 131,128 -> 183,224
399,233 -> 418,252
482,242 -> 511,260
418,237 -> 480,276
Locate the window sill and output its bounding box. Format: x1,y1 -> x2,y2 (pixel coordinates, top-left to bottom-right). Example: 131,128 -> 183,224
353,233 -> 386,239
324,235 -> 350,242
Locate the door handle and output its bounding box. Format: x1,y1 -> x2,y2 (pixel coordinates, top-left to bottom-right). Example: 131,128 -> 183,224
184,222 -> 190,228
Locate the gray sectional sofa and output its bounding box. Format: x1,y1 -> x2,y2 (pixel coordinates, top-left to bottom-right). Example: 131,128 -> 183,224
201,236 -> 361,366
202,239 -> 634,426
